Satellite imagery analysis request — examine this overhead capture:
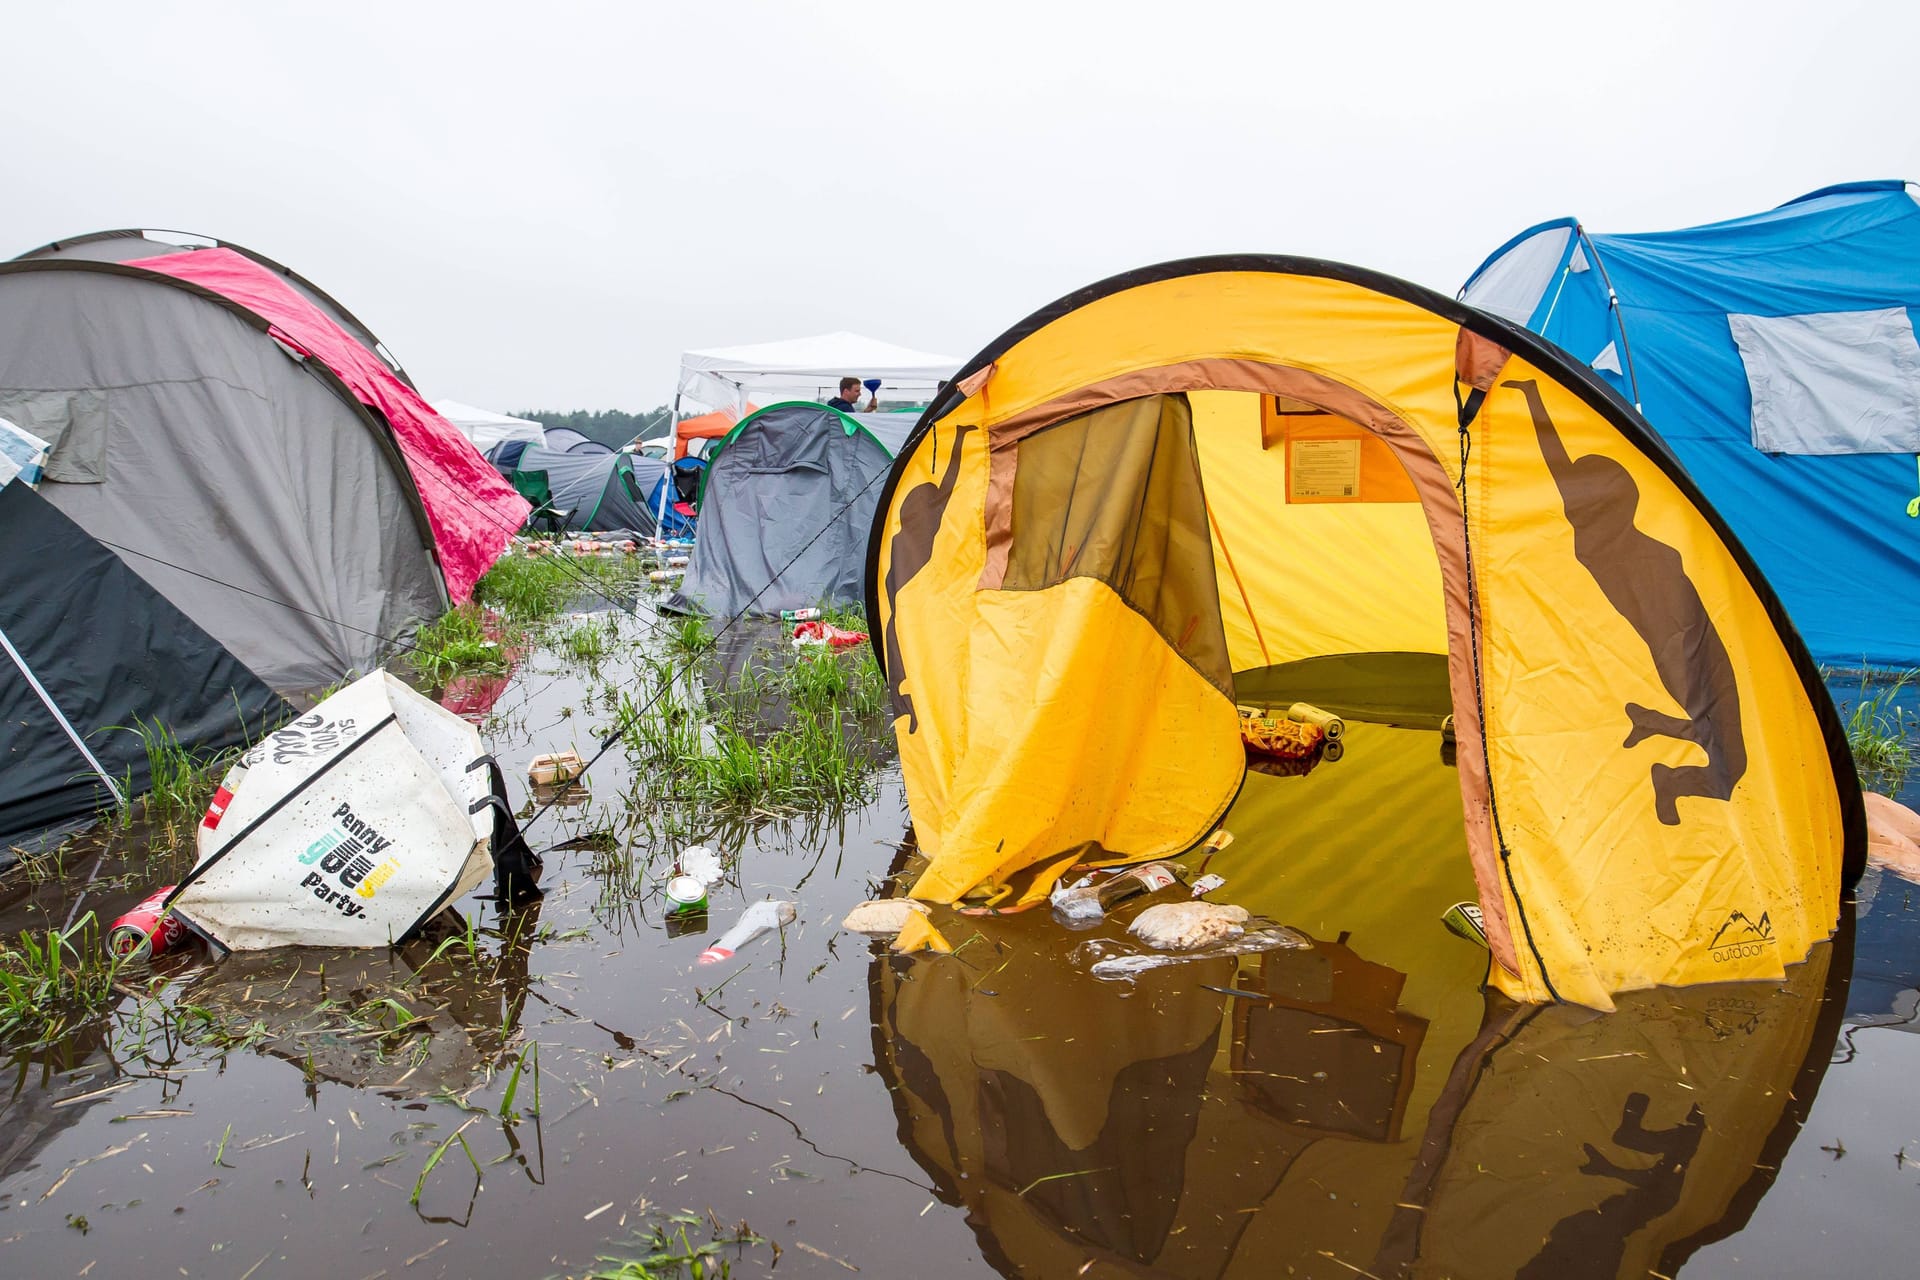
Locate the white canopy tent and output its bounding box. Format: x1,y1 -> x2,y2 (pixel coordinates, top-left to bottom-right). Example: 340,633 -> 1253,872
675,331 -> 960,415
430,399 -> 547,455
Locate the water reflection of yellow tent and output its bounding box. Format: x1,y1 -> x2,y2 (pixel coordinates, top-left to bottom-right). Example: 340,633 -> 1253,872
873,936 -> 1840,1279
869,257 -> 1864,1008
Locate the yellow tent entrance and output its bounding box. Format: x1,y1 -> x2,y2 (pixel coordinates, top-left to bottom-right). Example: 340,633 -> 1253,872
870,257 -> 1863,1009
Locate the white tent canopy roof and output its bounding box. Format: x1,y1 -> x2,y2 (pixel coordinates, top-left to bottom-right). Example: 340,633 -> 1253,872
676,330 -> 961,411
430,399 -> 547,454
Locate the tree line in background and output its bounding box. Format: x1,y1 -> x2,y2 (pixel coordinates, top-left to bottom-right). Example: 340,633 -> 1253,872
516,405 -> 674,448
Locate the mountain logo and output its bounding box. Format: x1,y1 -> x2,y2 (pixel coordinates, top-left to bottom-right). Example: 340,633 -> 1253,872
1707,909 -> 1773,962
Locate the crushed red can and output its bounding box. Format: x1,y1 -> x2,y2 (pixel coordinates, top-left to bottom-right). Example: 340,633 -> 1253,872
791,621 -> 869,650
109,886 -> 189,962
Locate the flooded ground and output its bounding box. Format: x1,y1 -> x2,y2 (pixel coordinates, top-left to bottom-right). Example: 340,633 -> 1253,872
4,593 -> 1920,1278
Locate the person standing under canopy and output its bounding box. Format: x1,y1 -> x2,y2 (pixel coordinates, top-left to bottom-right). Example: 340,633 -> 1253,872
827,376 -> 876,413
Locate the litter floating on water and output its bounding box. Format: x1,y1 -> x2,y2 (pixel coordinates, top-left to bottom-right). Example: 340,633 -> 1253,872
1051,862 -> 1181,923
676,845 -> 725,887
1129,902 -> 1249,951
664,875 -> 709,914
1189,873 -> 1227,898
697,900 -> 796,964
792,621 -> 869,649
1287,701 -> 1345,740
1238,705 -> 1324,760
109,886 -> 191,962
1442,900 -> 1488,947
528,750 -> 586,786
1088,926 -> 1313,980
841,899 -> 929,936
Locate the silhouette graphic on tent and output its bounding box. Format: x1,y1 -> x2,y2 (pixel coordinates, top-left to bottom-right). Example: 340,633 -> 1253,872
1512,377 -> 1747,824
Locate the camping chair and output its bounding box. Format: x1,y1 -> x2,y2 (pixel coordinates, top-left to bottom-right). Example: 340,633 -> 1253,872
510,469 -> 571,534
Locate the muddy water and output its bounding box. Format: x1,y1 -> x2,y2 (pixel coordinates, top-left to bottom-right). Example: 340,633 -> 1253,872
1,605 -> 1917,1278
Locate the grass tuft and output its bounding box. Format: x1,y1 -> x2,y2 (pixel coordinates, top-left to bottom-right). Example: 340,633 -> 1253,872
0,913 -> 124,1046
411,605 -> 507,684
1843,669 -> 1918,795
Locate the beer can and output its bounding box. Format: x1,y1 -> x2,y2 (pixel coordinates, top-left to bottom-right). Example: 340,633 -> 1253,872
664,874 -> 709,915
109,886 -> 188,962
780,608 -> 822,622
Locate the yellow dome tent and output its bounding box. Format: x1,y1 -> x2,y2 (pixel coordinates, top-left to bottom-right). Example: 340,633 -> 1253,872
866,256 -> 1864,1009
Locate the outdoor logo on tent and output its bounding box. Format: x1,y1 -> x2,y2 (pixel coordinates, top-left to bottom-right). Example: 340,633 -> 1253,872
1507,378 -> 1748,825
1706,909 -> 1774,962
295,802 -> 402,918
243,710 -> 361,769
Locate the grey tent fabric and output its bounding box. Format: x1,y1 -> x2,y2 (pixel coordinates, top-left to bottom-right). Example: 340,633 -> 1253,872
542,427 -> 594,452
13,230 -> 413,387
516,447 -> 666,533
852,412 -> 916,457
0,266 -> 446,693
0,481 -> 288,854
665,402 -> 900,618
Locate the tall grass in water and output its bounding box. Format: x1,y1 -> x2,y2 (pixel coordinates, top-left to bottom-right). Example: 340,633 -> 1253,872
560,617 -> 614,663
581,1211 -> 764,1279
665,612 -> 713,657
0,912 -> 122,1046
1842,670 -> 1917,794
620,645 -> 890,814
110,717 -> 240,848
476,548 -> 645,622
410,604 -> 506,684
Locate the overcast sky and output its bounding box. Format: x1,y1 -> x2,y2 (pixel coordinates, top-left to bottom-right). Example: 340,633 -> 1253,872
5,1 -> 1915,411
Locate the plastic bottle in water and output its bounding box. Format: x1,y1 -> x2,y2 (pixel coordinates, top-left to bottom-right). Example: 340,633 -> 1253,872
1052,862 -> 1182,922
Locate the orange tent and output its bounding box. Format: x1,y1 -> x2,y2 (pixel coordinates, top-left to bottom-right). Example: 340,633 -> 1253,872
672,404 -> 755,459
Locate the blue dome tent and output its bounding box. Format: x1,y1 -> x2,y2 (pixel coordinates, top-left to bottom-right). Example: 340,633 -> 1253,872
1463,181 -> 1920,670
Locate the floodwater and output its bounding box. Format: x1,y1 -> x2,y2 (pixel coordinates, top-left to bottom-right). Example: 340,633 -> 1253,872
3,599 -> 1919,1278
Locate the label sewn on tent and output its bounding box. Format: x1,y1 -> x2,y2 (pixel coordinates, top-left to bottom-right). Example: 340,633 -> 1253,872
1289,438 -> 1362,500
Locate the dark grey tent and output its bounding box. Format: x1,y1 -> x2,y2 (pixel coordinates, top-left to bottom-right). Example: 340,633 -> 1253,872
664,402 -> 910,618
0,250 -> 453,691
511,446 -> 671,533
0,481 -> 287,857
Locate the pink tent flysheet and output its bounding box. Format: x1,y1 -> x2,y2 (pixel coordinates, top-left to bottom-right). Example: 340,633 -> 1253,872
132,248 -> 528,603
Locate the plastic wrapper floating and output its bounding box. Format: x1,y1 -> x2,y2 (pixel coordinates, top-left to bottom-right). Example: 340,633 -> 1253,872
1088,925 -> 1313,980
698,900 -> 796,964
165,671 -> 517,951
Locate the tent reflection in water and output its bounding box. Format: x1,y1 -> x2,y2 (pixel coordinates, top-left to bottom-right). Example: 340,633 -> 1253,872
872,849 -> 1846,1278
869,256 -> 1863,1009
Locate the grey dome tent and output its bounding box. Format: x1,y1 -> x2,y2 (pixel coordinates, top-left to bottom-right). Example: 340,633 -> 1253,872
665,401 -> 910,618
0,479 -> 286,858
511,446 -> 673,533
541,426 -> 595,453
14,229 -> 414,386
0,244 -> 467,692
